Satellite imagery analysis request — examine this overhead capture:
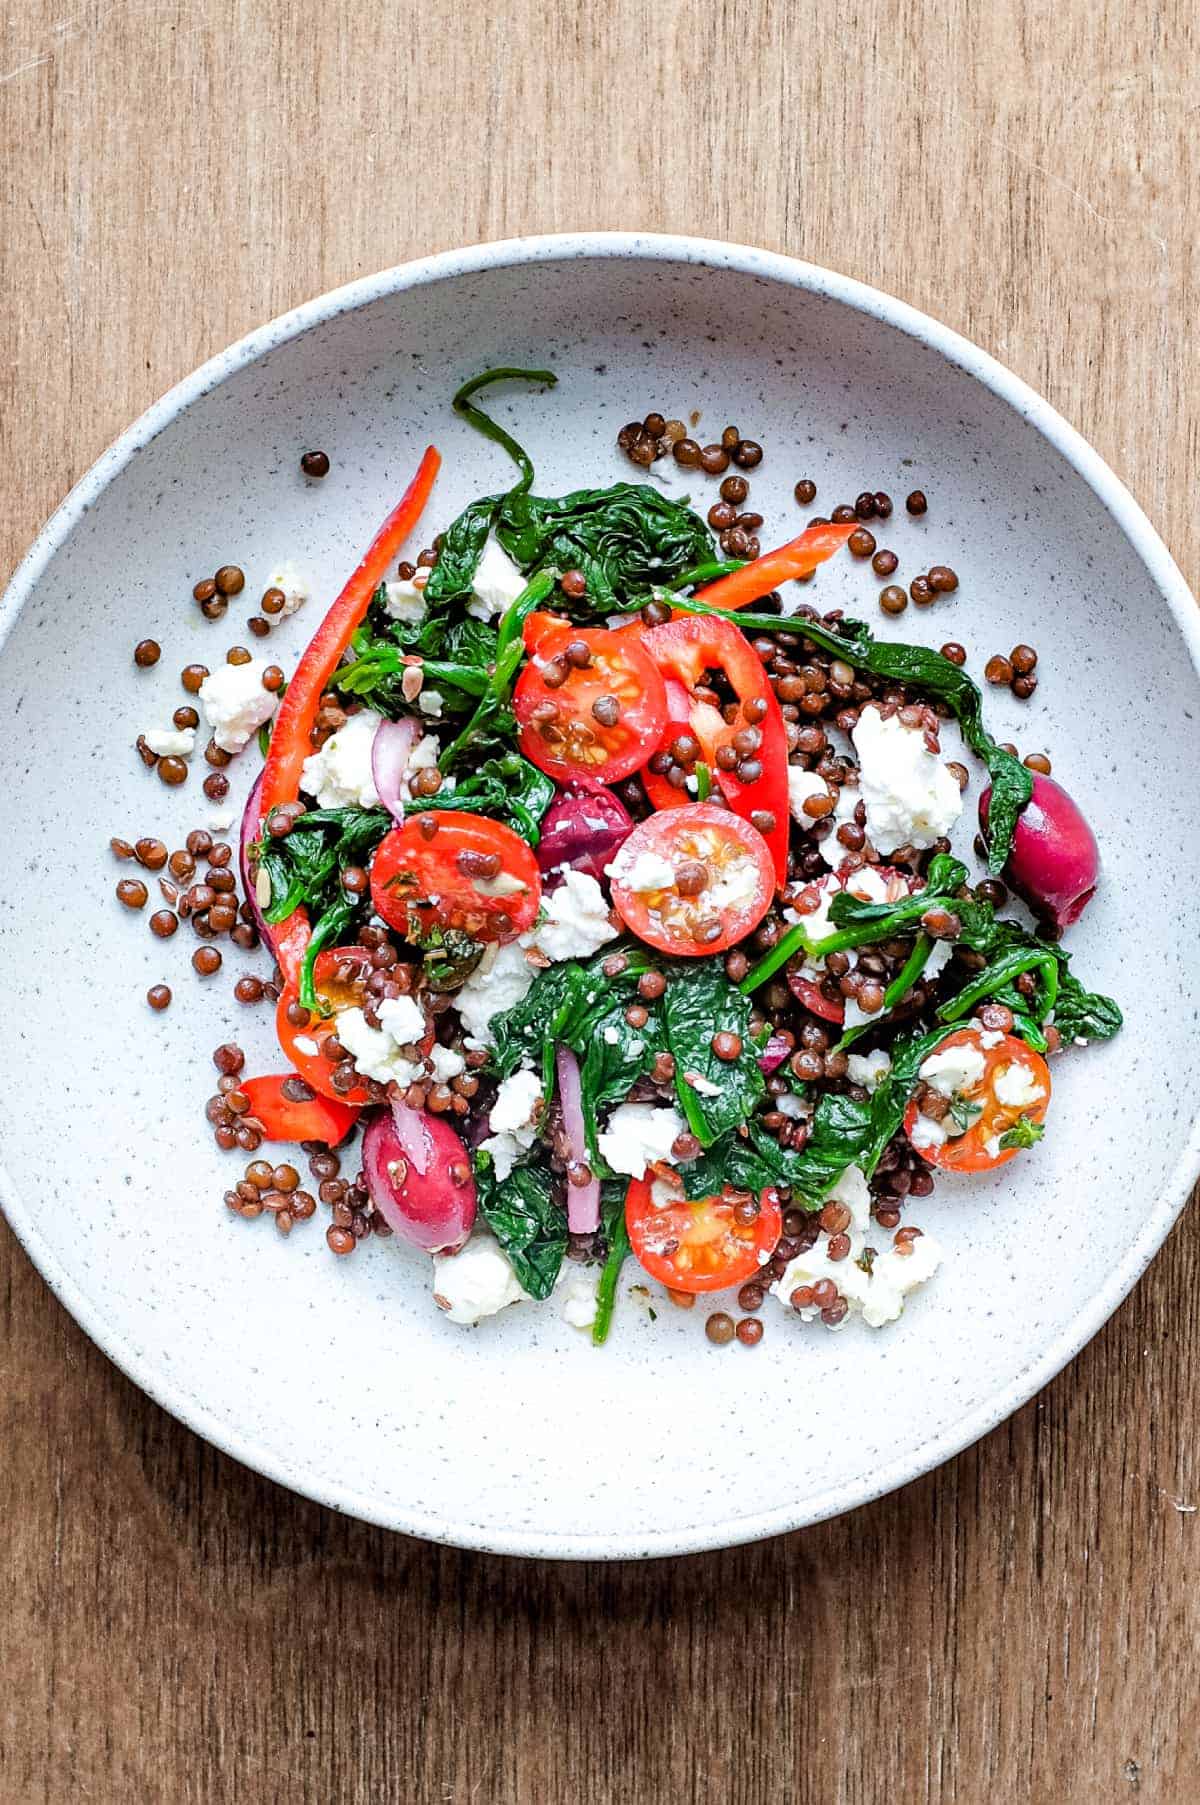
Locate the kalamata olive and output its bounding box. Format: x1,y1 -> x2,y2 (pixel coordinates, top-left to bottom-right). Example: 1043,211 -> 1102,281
362,1108 -> 477,1253
534,785 -> 634,888
979,773 -> 1099,929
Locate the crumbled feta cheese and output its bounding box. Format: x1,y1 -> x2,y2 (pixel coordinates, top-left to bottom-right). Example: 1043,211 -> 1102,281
818,783 -> 865,869
909,1112 -> 948,1151
266,562 -> 310,618
993,1062 -> 1045,1109
532,870 -> 619,962
649,1175 -> 682,1209
775,1090 -> 809,1120
978,1026 -> 1004,1049
299,708 -> 382,809
603,1026 -> 620,1045
428,1043 -> 467,1084
920,1042 -> 986,1096
143,726 -> 195,757
376,994 -> 426,1046
609,847 -> 677,892
684,1072 -> 722,1097
418,689 -> 444,719
336,1003 -> 424,1086
559,1271 -> 600,1330
381,566 -> 429,624
466,536 -> 527,620
432,1235 -> 529,1324
830,1163 -> 873,1234
852,705 -> 963,853
846,1049 -> 892,1091
787,767 -> 831,823
489,1068 -> 543,1138
453,940 -> 537,1045
199,659 -> 281,754
206,807 -> 236,831
923,938 -> 955,980
292,1035 -> 320,1057
597,1103 -> 685,1178
842,995 -> 878,1033
705,857 -> 760,911
773,1226 -> 942,1329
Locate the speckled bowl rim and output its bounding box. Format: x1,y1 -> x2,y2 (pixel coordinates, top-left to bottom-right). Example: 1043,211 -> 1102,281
2,232 -> 1198,1559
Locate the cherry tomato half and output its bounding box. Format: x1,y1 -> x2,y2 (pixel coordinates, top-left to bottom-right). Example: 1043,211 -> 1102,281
904,1029 -> 1051,1172
276,946 -> 376,1103
626,1178 -> 783,1293
786,868 -> 917,1024
237,1074 -> 362,1146
608,803 -> 774,956
514,623 -> 668,786
370,811 -> 542,945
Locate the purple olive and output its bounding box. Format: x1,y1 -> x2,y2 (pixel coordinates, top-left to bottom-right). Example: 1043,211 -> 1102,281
535,784 -> 634,889
979,774 -> 1099,929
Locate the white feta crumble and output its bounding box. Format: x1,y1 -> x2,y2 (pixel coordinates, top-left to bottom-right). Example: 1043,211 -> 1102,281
401,733 -> 445,800
481,1068 -> 543,1178
427,1043 -> 467,1084
923,938 -> 955,980
851,704 -> 963,853
432,1235 -> 529,1324
771,1159 -> 941,1329
597,1103 -> 685,1178
842,996 -> 878,1033
381,566 -> 429,624
787,766 -> 831,823
198,658 -> 280,755
909,1112 -> 948,1151
609,847 -> 677,893
919,1042 -> 986,1097
978,1026 -> 1004,1049
775,1090 -> 809,1120
649,1175 -> 683,1209
818,784 -> 864,869
532,869 -> 619,962
559,1271 -> 600,1330
377,993 -> 426,1046
299,708 -> 382,809
418,688 -> 444,719
454,940 -> 537,1046
336,1002 -> 425,1087
466,536 -> 527,620
846,1049 -> 892,1091
705,856 -> 760,912
292,1034 -> 321,1057
266,562 -> 310,618
993,1061 -> 1045,1109
684,1072 -> 722,1097
603,1026 -> 621,1045
143,725 -> 196,757
206,807 -> 236,832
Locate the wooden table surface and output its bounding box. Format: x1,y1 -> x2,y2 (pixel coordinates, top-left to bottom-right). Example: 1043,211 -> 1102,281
3,3 -> 1198,1799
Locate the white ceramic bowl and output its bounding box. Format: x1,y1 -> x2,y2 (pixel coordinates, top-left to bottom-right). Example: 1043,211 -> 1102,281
2,234 -> 1198,1558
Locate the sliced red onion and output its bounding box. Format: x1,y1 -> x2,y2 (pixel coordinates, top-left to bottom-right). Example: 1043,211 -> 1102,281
238,769 -> 275,954
371,715 -> 420,824
535,785 -> 634,889
757,1032 -> 793,1075
364,1108 -> 476,1253
556,1044 -> 600,1234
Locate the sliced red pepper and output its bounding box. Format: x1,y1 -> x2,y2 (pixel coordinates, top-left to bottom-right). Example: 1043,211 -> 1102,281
642,615 -> 790,886
693,521 -> 856,612
641,677 -> 697,812
238,1074 -> 362,1146
258,446 -> 441,978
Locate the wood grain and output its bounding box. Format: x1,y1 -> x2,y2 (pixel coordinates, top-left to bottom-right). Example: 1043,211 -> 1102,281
2,2 -> 1198,1799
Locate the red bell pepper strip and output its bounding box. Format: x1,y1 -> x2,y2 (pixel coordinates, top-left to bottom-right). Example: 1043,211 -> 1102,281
238,1075 -> 362,1146
641,676 -> 698,812
692,521 -> 855,613
642,615 -> 791,886
257,445 -> 441,979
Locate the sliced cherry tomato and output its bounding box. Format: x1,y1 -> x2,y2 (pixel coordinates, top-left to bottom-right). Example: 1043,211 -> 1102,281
609,802 -> 773,956
276,946 -> 377,1104
643,616 -> 789,885
904,1029 -> 1051,1172
237,1074 -> 362,1146
521,609 -> 570,652
514,624 -> 668,785
370,811 -> 542,945
785,868 -> 917,1024
626,1177 -> 783,1293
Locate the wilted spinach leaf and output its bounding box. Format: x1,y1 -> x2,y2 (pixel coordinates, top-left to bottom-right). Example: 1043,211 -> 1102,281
662,964 -> 765,1146
474,1153 -> 567,1300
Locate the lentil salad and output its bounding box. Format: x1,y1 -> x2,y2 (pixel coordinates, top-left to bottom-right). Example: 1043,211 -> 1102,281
113,367 -> 1121,1346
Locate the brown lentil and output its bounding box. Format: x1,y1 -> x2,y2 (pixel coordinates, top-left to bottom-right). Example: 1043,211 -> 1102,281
135,837 -> 168,870
794,478 -> 817,505
181,663 -> 209,694
940,641 -> 967,666
1024,752 -> 1052,774
847,527 -> 876,558
928,564 -> 958,593
214,565 -> 245,597
735,1317 -> 764,1346
301,449 -> 330,479
1012,673 -> 1038,700
871,549 -> 899,577
147,984 -> 172,1011
909,576 -> 934,607
134,638 -> 161,668
985,654 -> 1014,686
905,490 -> 928,516
1010,644 -> 1038,675
879,585 -> 907,616
117,877 -> 149,909
149,908 -> 178,938
705,1311 -> 736,1346
192,947 -> 222,976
